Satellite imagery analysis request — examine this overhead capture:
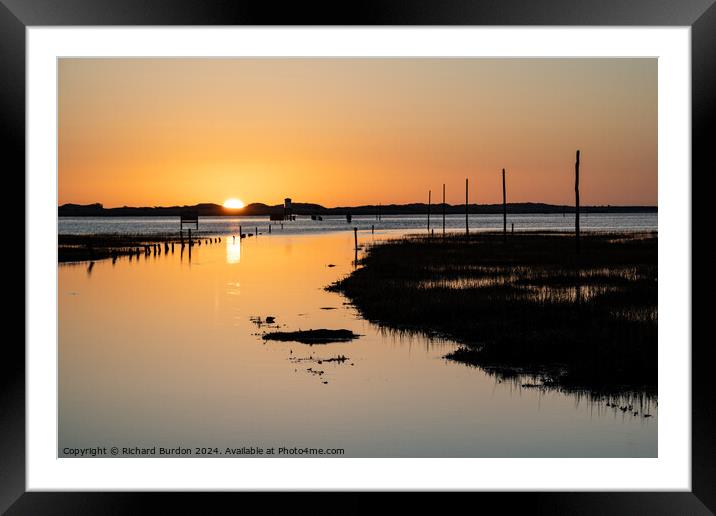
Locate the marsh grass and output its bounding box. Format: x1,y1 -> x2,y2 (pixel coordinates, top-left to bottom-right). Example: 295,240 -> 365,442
328,231 -> 657,393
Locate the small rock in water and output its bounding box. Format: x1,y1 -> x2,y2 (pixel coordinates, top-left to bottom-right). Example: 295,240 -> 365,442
266,316 -> 276,323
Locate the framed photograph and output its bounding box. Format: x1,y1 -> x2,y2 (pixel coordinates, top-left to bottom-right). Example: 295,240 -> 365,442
5,0 -> 711,512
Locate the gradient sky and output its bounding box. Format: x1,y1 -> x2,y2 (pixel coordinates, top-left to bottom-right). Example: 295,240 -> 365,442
58,58 -> 657,208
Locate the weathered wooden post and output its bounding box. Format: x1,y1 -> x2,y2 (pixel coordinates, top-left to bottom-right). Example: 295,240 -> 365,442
502,168 -> 507,241
442,183 -> 446,238
465,178 -> 469,235
269,224 -> 272,234
354,227 -> 358,250
427,189 -> 431,233
575,150 -> 581,254
188,228 -> 192,247
371,224 -> 374,234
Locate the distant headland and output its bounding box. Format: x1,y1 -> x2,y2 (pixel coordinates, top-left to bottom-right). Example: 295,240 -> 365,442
58,202 -> 657,217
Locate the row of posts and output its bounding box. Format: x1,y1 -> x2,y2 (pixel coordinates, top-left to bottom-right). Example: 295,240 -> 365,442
423,150 -> 581,252
174,150 -> 582,260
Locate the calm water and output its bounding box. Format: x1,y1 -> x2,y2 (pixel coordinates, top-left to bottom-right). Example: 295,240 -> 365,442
58,212 -> 657,236
58,219 -> 657,458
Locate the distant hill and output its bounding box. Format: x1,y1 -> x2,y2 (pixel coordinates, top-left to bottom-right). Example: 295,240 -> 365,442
58,202 -> 657,217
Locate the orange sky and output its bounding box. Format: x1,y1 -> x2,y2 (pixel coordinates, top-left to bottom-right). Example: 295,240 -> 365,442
58,58 -> 657,208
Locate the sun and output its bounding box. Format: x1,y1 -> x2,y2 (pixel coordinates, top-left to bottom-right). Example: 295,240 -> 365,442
223,198 -> 245,209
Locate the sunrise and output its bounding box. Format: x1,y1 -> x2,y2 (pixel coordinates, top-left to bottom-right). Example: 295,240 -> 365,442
58,57 -> 658,460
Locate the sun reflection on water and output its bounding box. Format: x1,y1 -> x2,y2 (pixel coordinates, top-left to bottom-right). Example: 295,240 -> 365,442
226,238 -> 241,264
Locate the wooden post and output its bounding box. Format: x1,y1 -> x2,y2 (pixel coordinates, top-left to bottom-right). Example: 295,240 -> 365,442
371,224 -> 374,234
188,228 -> 192,247
575,150 -> 581,254
465,178 -> 469,235
427,190 -> 431,233
442,183 -> 446,238
354,227 -> 358,250
511,223 -> 514,234
502,168 -> 507,241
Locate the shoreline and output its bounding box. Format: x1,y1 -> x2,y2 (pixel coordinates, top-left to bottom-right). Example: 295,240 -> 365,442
328,231 -> 657,395
58,233 -> 222,263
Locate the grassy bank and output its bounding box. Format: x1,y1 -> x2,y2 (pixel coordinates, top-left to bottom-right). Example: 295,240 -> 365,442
328,231 -> 657,393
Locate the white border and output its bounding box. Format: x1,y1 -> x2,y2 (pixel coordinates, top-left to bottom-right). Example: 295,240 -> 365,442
27,27 -> 691,491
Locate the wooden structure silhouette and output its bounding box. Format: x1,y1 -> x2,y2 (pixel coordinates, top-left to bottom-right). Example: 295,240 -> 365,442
180,209 -> 198,231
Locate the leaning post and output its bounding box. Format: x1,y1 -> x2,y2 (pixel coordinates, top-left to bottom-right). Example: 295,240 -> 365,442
575,150 -> 581,254
442,183 -> 446,238
502,168 -> 507,242
465,178 -> 469,235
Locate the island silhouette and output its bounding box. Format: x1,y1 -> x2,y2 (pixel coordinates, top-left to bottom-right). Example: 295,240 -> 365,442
59,201 -> 657,217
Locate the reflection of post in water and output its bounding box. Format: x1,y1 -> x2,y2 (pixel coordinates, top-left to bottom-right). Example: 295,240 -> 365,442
86,261 -> 94,277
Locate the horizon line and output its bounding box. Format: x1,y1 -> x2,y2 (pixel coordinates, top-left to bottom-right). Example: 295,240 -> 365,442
59,200 -> 659,210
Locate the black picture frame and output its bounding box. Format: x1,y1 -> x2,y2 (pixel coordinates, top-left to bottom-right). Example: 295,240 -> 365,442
3,1 -> 711,513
